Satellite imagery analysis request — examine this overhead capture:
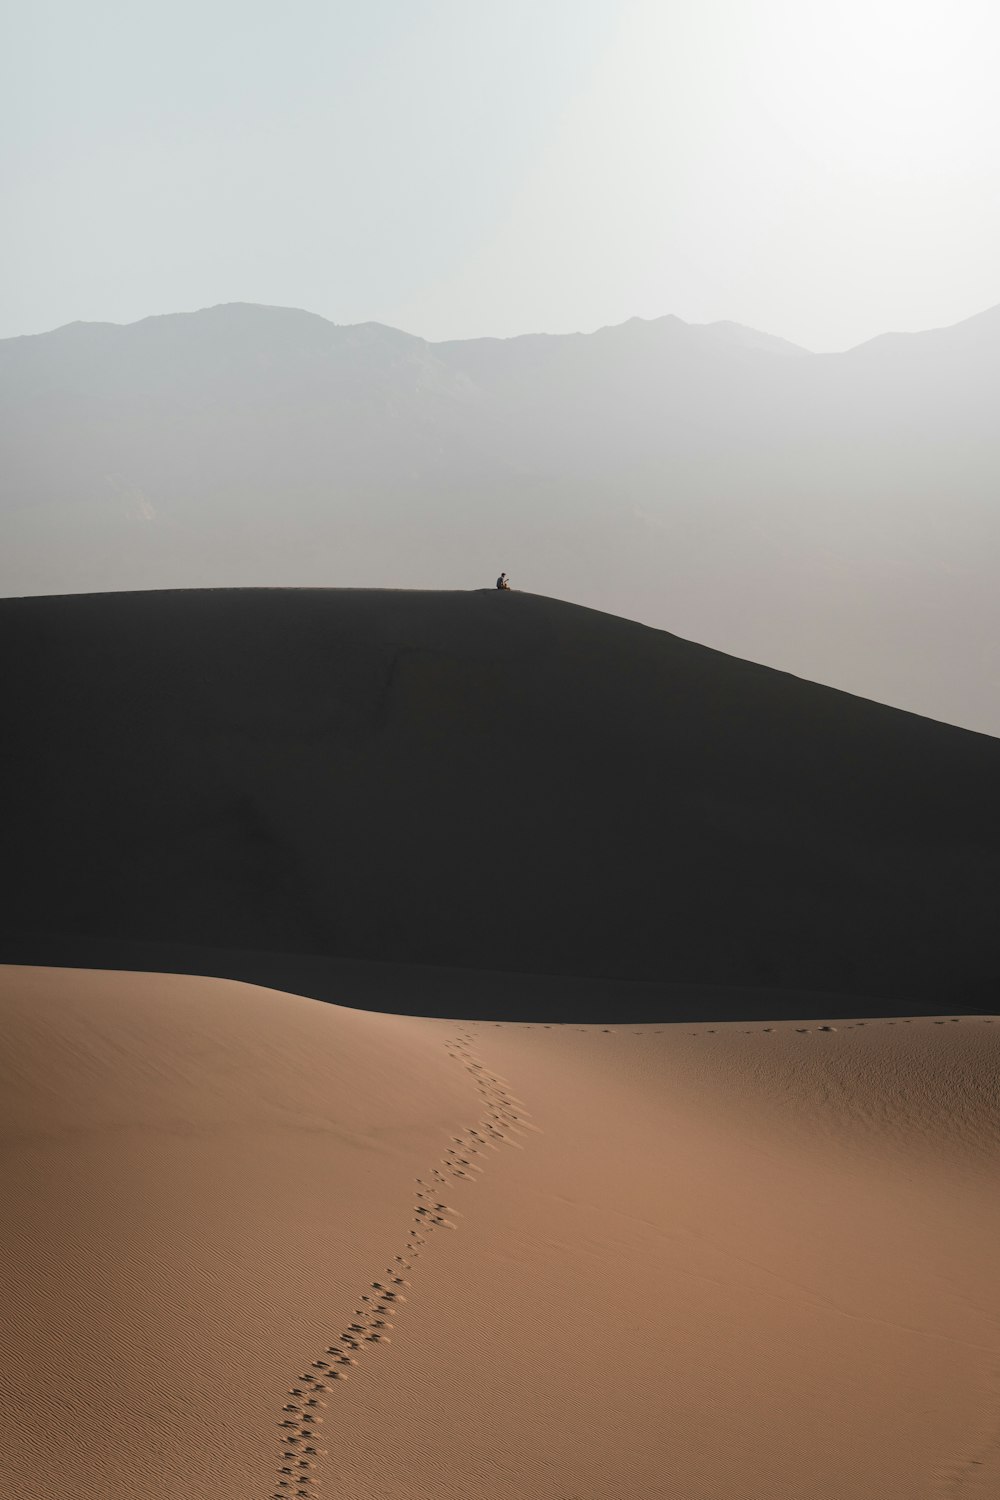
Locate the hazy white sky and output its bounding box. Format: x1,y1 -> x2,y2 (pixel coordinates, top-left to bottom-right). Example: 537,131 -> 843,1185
3,0 -> 999,349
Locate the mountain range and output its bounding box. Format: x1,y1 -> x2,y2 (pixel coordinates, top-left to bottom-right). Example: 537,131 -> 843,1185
2,300 -> 999,734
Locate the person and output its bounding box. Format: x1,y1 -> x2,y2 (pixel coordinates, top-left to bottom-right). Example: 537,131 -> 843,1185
496,572 -> 510,591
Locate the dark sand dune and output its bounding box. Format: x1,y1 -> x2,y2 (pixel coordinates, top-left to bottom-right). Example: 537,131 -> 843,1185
3,587 -> 1000,1016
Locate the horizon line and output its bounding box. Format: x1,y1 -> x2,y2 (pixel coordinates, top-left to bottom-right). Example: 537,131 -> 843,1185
6,296 -> 1000,357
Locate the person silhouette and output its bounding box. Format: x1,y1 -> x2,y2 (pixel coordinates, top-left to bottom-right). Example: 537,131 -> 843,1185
496,572 -> 510,591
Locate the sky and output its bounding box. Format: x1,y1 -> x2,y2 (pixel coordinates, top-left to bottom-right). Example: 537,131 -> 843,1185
3,0 -> 999,350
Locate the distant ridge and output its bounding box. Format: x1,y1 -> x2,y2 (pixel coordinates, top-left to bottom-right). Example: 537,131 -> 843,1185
15,301 -> 806,348
15,297 -> 998,351
3,587 -> 999,1017
3,298 -> 1000,735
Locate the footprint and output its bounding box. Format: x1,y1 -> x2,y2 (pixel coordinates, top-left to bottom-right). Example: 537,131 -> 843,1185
273,1029 -> 531,1496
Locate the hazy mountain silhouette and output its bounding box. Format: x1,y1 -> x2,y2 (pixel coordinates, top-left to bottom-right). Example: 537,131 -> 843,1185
2,301 -> 999,734
3,588 -> 999,1020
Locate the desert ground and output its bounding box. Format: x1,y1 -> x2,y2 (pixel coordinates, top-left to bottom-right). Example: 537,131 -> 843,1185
4,588 -> 999,1497
2,963 -> 998,1500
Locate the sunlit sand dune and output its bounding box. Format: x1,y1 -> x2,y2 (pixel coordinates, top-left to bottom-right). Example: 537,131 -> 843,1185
2,964 -> 998,1499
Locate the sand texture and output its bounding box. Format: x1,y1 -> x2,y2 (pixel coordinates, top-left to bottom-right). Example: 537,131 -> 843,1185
2,964 -> 999,1499
4,587 -> 1000,1008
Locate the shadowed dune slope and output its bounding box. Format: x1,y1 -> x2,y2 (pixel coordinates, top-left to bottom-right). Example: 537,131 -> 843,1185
1,965 -> 999,1500
3,587 -> 1000,1011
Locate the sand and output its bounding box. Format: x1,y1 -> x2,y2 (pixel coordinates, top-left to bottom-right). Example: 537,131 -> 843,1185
2,963 -> 998,1499
4,587 -> 1000,1008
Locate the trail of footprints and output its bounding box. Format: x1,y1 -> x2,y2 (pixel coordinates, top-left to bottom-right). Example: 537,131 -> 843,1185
269,1027 -> 531,1499
268,1013 -> 989,1494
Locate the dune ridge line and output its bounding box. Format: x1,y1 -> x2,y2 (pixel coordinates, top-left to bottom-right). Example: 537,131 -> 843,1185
269,1024 -> 533,1499
5,586 -> 1000,1010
